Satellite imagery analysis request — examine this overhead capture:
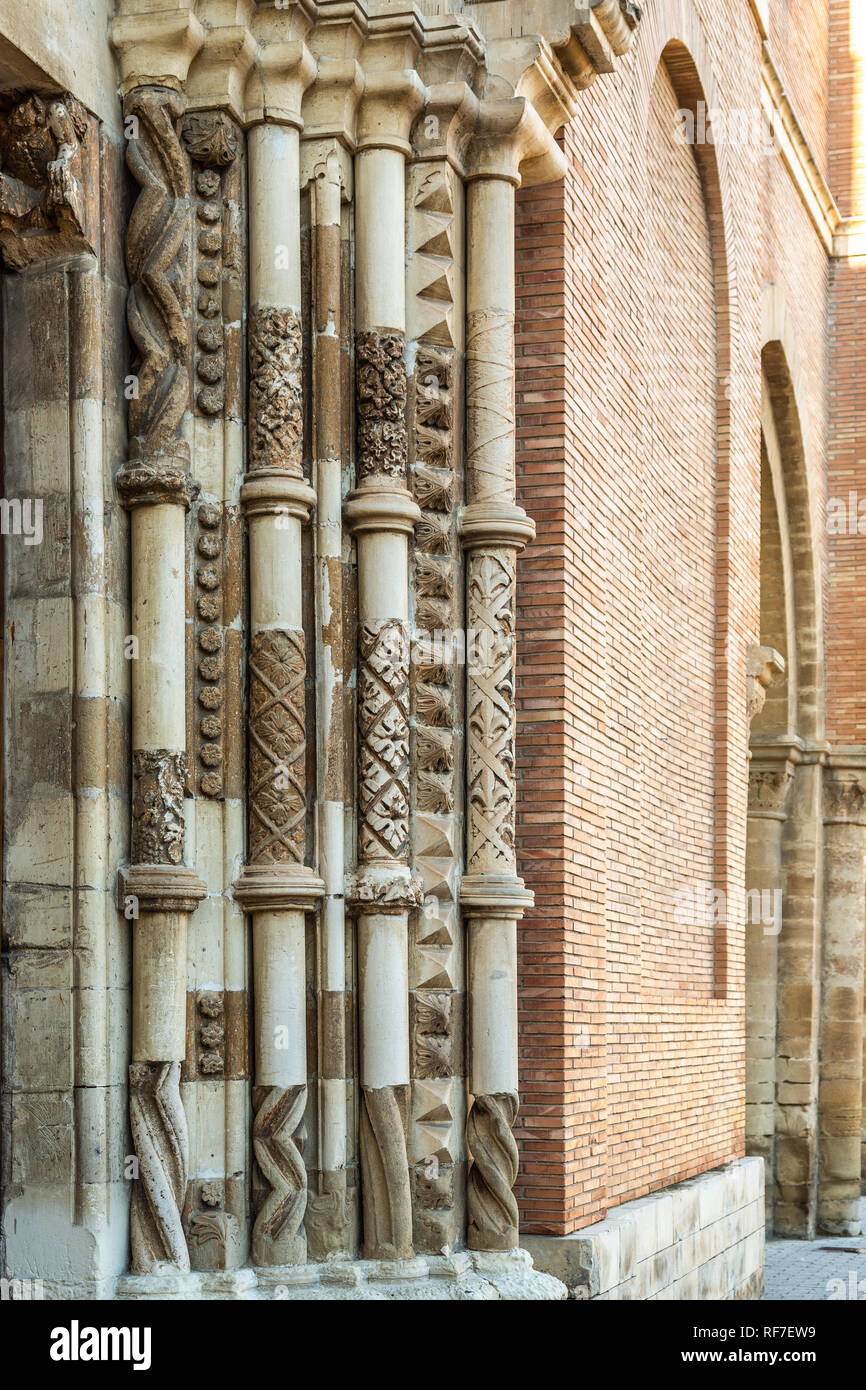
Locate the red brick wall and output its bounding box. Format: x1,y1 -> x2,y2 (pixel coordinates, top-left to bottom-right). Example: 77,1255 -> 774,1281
515,0 -> 831,1235
827,0 -> 866,746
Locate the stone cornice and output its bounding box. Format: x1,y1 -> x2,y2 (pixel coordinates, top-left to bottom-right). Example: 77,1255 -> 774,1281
113,0 -> 637,179
760,44 -> 865,260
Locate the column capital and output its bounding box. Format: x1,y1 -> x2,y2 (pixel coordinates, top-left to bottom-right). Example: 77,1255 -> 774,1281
748,754 -> 797,821
243,38 -> 317,129
409,82 -> 480,173
346,863 -> 424,914
357,70 -> 427,156
111,9 -> 205,97
118,863 -> 207,916
463,97 -> 566,187
823,763 -> 866,826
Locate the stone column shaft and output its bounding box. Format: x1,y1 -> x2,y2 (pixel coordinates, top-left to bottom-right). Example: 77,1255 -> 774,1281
117,84 -> 207,1277
461,163 -> 534,1253
745,750 -> 795,1223
234,116 -> 323,1269
308,144 -> 352,1258
818,764 -> 866,1235
345,95 -> 423,1261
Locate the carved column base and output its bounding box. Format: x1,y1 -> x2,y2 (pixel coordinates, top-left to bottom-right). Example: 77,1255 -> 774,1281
251,1084 -> 308,1267
360,1084 -> 413,1261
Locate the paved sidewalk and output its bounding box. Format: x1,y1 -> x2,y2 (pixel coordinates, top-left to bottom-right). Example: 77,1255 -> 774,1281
764,1200 -> 866,1300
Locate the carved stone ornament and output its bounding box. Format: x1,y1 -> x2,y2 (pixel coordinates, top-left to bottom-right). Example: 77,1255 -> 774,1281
120,86 -> 193,492
252,1084 -> 307,1266
824,771 -> 866,826
466,551 -> 517,874
131,750 -> 188,866
747,765 -> 794,819
182,110 -> 240,168
249,307 -> 303,474
356,331 -> 409,481
746,644 -> 786,722
0,90 -> 93,270
358,620 -> 411,861
249,628 -> 307,865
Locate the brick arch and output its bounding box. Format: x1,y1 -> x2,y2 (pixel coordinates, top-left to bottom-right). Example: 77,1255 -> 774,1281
758,291 -> 825,745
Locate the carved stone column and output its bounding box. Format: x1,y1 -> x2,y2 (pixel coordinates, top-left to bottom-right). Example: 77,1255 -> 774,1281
233,54 -> 323,1270
818,758 -> 866,1235
745,741 -> 795,1222
306,139 -> 354,1259
460,109 -> 539,1253
117,83 -> 206,1277
344,72 -> 424,1262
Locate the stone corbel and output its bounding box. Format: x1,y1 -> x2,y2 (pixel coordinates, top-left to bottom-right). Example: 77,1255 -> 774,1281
746,644 -> 786,723
480,0 -> 641,138
0,92 -> 95,270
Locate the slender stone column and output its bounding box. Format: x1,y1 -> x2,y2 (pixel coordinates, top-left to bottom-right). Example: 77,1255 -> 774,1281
117,84 -> 206,1275
307,142 -> 352,1258
818,759 -> 866,1235
344,75 -> 424,1261
233,107 -> 323,1268
745,743 -> 795,1221
460,125 -> 535,1252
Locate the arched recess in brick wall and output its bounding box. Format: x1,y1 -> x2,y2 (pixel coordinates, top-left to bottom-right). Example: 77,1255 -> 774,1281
635,40 -> 733,999
745,294 -> 825,1234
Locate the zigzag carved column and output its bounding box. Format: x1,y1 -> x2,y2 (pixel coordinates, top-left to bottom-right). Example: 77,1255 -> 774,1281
233,49 -> 323,1271
116,79 -> 207,1277
344,72 -> 424,1261
460,107 -> 543,1253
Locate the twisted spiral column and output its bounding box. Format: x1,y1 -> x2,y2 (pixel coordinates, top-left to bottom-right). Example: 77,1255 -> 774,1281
129,1062 -> 190,1272
466,1092 -> 519,1250
117,81 -> 206,1277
